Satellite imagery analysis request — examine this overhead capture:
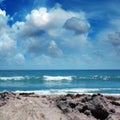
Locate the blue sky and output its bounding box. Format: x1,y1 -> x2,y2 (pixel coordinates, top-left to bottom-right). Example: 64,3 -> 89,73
0,0 -> 120,69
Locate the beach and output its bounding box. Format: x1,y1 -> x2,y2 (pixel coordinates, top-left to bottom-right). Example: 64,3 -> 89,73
0,92 -> 120,120
0,70 -> 120,120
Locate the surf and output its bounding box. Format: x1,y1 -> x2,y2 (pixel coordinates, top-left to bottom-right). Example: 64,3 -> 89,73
43,75 -> 73,81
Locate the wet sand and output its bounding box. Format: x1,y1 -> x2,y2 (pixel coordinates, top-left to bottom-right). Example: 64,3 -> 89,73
0,92 -> 120,120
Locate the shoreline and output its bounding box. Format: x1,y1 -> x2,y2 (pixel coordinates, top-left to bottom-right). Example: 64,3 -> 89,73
1,88 -> 120,96
0,92 -> 120,120
2,90 -> 120,96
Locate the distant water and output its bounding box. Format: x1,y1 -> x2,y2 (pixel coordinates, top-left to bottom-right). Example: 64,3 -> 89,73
0,70 -> 120,95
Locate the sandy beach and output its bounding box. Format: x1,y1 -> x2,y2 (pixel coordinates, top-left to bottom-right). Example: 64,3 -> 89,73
0,92 -> 120,120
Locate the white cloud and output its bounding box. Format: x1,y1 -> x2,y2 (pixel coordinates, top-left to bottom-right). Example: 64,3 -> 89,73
0,6 -> 92,67
26,8 -> 49,28
0,34 -> 16,64
0,9 -> 9,35
47,40 -> 63,57
0,34 -> 16,52
14,6 -> 85,37
0,9 -> 6,16
12,5 -> 90,58
0,9 -> 25,65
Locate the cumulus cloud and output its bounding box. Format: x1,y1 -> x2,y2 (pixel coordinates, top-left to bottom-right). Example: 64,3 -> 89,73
0,9 -> 15,56
0,35 -> 16,52
64,17 -> 90,34
14,6 -> 83,37
47,40 -> 63,57
0,5 -> 92,68
26,38 -> 63,58
0,34 -> 16,64
0,9 -> 9,35
0,9 -> 25,66
26,8 -> 49,29
12,6 -> 90,58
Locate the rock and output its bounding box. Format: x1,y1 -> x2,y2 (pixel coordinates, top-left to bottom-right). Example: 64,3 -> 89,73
0,101 -> 6,107
69,102 -> 76,109
106,113 -> 120,120
91,108 -> 109,119
19,92 -> 35,97
84,110 -> 91,116
109,109 -> 115,113
0,92 -> 16,107
57,101 -> 71,113
56,94 -> 118,120
0,92 -> 16,100
111,101 -> 120,106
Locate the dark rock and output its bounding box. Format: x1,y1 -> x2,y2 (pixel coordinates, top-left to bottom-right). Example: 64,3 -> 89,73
84,110 -> 91,116
0,92 -> 16,107
56,94 -> 117,120
81,96 -> 91,103
57,101 -> 71,113
79,105 -> 88,113
111,101 -> 120,106
66,94 -> 75,99
75,94 -> 84,98
91,108 -> 109,119
106,96 -> 119,101
69,102 -> 76,109
92,94 -> 97,98
109,109 -> 115,113
0,92 -> 15,101
19,92 -> 34,97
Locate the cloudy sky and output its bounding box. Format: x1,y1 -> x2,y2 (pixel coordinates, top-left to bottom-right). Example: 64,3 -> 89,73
0,0 -> 120,69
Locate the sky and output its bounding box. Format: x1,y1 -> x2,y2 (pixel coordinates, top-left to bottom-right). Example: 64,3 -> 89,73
0,0 -> 120,69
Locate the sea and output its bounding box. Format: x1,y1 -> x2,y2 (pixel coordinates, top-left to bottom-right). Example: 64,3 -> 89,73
0,70 -> 120,95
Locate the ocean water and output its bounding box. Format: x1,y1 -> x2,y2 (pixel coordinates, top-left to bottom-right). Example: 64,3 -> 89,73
0,70 -> 120,95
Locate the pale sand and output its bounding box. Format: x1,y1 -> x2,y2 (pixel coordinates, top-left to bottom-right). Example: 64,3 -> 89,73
0,92 -> 120,120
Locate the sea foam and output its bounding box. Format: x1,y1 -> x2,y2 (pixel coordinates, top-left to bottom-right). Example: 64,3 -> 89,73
0,76 -> 25,80
43,75 -> 72,81
15,88 -> 120,95
15,88 -> 100,95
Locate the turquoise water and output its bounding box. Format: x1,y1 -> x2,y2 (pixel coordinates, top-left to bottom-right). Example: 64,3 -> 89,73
0,70 -> 120,94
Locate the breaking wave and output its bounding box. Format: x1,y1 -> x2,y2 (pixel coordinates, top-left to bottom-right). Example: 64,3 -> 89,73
0,75 -> 119,81
15,88 -> 120,95
43,76 -> 73,81
15,88 -> 99,95
0,76 -> 25,80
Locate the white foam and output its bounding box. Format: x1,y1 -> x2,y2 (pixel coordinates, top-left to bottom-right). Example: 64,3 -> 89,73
14,88 -> 120,95
15,88 -> 100,95
43,76 -> 72,81
0,76 -> 25,80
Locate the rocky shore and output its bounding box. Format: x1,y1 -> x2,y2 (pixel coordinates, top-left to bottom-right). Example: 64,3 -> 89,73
0,92 -> 120,120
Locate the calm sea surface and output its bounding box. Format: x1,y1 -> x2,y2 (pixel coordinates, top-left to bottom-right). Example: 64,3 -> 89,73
0,70 -> 120,95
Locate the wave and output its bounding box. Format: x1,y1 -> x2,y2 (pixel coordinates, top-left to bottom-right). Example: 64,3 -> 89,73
14,88 -> 120,95
78,75 -> 119,81
43,75 -> 73,81
0,76 -> 25,80
15,88 -> 100,95
0,75 -> 73,81
0,75 -> 119,81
